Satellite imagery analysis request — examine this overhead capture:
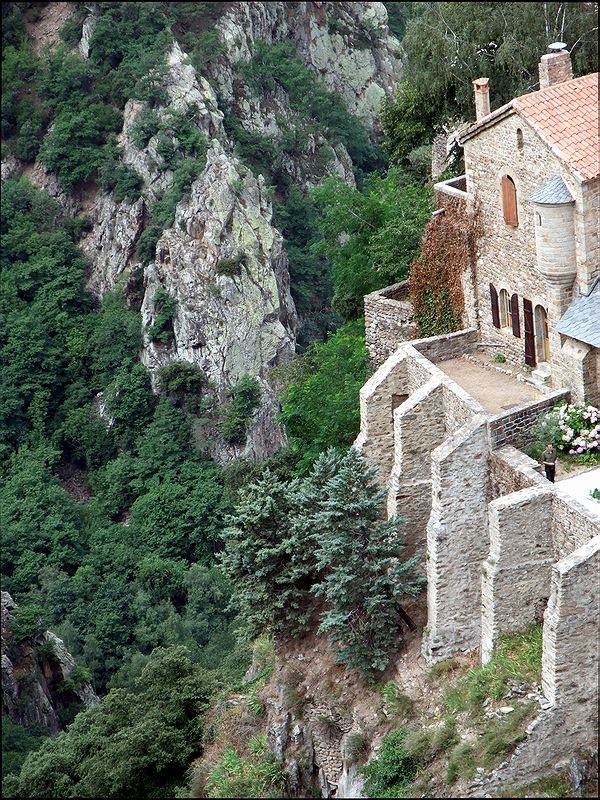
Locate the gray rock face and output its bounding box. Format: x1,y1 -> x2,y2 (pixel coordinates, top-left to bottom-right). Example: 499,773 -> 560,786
213,1 -> 401,129
25,161 -> 81,216
78,4 -> 99,60
140,140 -> 297,460
337,761 -> 365,798
39,1 -> 402,461
224,82 -> 357,191
1,154 -> 24,182
164,41 -> 224,139
1,592 -> 98,734
82,193 -> 145,299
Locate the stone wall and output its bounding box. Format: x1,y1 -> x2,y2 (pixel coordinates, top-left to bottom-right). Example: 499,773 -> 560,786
422,416 -> 491,662
487,389 -> 570,450
411,327 -> 479,363
471,536 -> 599,795
387,378 -> 446,556
354,348 -> 408,487
462,111 -> 597,375
552,338 -> 599,406
541,536 -> 600,715
364,281 -> 416,366
552,491 -> 600,559
405,348 -> 437,392
489,446 -> 545,498
578,179 -> 600,294
442,381 -> 483,434
480,486 -> 555,663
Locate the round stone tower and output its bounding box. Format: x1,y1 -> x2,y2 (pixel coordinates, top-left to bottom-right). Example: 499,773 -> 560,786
531,174 -> 577,318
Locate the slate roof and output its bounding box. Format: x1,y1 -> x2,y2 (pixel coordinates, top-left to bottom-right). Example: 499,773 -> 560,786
556,281 -> 600,347
513,73 -> 599,182
459,73 -> 600,182
530,175 -> 575,204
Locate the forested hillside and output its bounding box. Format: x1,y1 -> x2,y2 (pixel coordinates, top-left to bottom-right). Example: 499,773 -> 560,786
1,2 -> 597,798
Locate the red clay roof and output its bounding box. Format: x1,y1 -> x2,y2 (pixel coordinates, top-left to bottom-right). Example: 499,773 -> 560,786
513,73 -> 599,182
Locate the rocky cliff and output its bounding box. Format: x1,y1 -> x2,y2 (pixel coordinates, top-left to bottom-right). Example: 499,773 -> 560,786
140,139 -> 297,460
2,1 -> 401,461
1,592 -> 98,734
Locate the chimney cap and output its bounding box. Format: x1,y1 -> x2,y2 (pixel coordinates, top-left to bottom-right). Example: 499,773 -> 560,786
473,77 -> 489,90
548,41 -> 568,52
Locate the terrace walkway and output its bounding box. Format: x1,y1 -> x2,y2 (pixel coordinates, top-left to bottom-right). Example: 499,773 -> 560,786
437,356 -> 541,414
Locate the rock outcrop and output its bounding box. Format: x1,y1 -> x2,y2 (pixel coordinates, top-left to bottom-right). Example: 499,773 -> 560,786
213,1 -> 401,129
140,140 -> 296,461
1,592 -> 98,734
82,193 -> 146,299
10,1 -> 402,462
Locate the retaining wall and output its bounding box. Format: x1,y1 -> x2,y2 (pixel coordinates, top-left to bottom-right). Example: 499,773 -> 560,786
488,389 -> 570,450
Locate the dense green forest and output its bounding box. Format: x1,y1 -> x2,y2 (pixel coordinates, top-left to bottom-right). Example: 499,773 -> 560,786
1,2 -> 597,797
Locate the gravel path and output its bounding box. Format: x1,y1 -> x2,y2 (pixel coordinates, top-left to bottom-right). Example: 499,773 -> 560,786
437,357 -> 540,414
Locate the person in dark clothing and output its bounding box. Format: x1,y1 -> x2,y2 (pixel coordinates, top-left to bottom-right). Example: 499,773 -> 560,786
542,442 -> 557,482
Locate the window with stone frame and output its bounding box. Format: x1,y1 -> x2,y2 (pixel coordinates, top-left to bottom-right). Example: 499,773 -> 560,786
501,175 -> 518,226
499,288 -> 510,327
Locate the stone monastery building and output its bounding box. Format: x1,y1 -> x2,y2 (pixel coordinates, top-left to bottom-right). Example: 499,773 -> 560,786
356,47 -> 599,790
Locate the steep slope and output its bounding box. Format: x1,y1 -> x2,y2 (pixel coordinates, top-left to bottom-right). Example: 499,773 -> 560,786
140,140 -> 296,460
2,1 -> 401,461
1,592 -> 97,734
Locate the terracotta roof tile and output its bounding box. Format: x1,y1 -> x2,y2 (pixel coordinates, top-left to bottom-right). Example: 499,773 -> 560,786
513,73 -> 599,181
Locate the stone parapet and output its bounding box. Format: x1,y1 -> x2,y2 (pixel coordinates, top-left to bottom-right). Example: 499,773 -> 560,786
422,415 -> 491,662
387,378 -> 446,556
552,489 -> 600,559
355,348 -> 408,488
487,389 -> 570,450
490,446 -> 546,498
364,281 -> 416,367
542,536 -> 600,712
481,486 -> 555,663
411,327 -> 479,363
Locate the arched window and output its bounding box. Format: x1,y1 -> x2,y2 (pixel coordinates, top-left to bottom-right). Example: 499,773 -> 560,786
534,305 -> 550,362
501,175 -> 518,227
499,289 -> 510,327
490,283 -> 500,328
516,128 -> 524,149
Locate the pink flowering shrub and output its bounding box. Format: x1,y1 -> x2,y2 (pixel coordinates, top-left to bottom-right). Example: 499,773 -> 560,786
554,402 -> 600,454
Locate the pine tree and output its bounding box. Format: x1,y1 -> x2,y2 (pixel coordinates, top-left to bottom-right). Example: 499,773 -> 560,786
313,448 -> 424,680
220,470 -> 303,636
282,448 -> 345,631
221,452 -> 345,637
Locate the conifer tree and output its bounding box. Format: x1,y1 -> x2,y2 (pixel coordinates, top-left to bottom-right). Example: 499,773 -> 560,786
313,448 -> 424,680
220,470 -> 303,636
283,448 -> 345,630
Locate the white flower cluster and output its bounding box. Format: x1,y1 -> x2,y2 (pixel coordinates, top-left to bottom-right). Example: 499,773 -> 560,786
556,403 -> 600,455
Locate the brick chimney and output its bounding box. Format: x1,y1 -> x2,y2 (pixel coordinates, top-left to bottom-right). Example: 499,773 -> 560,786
473,78 -> 490,121
539,43 -> 573,88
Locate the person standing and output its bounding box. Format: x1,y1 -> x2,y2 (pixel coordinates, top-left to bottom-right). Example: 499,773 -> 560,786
542,442 -> 557,483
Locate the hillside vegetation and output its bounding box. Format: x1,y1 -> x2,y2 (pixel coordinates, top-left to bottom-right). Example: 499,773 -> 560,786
1,2 -> 597,798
